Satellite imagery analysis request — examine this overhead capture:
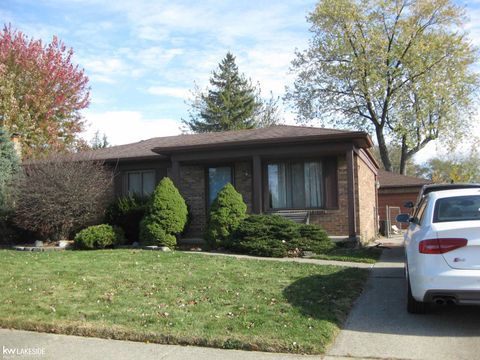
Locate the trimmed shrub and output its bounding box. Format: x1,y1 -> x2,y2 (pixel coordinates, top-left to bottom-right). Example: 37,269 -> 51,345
229,215 -> 333,257
0,129 -> 19,213
74,224 -> 124,250
205,183 -> 247,249
139,177 -> 187,247
139,218 -> 176,248
105,194 -> 150,243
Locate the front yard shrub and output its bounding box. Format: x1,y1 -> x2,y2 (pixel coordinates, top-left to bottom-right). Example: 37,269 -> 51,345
105,194 -> 150,243
13,153 -> 113,241
0,129 -> 19,214
74,224 -> 124,249
139,177 -> 187,248
292,224 -> 335,254
229,215 -> 333,257
0,211 -> 21,245
205,183 -> 247,249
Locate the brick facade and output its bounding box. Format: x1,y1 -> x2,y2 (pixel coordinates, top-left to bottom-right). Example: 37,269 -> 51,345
175,162 -> 254,238
177,165 -> 206,237
234,161 -> 253,213
309,155 -> 349,235
120,152 -> 379,242
378,187 -> 420,220
355,155 -> 378,244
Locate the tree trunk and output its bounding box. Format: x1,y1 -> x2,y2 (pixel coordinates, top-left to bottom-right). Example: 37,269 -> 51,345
375,126 -> 392,171
399,136 -> 409,175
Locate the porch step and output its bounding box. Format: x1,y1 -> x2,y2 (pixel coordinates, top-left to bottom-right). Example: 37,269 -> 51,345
270,211 -> 310,224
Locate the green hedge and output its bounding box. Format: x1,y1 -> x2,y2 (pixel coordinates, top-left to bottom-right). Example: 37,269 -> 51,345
139,177 -> 187,248
74,224 -> 125,250
205,183 -> 247,249
105,194 -> 150,243
229,215 -> 333,257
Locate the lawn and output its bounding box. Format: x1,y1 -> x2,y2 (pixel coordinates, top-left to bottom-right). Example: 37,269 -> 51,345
0,249 -> 368,354
314,247 -> 383,264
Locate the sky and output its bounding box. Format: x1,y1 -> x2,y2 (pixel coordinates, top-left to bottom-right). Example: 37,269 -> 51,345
1,0 -> 480,163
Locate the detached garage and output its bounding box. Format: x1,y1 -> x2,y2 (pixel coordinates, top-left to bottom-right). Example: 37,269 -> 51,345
377,170 -> 431,235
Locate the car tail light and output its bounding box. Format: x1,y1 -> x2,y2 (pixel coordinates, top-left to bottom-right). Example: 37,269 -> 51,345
419,238 -> 468,254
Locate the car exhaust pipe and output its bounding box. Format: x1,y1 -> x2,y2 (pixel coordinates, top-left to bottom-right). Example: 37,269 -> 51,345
445,297 -> 457,305
433,297 -> 446,306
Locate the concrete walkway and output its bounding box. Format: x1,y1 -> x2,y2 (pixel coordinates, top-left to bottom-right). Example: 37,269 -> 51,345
0,329 -> 320,360
180,250 -> 375,268
326,242 -> 480,360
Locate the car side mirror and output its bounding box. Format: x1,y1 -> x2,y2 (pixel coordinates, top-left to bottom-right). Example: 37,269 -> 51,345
404,201 -> 414,208
396,213 -> 411,223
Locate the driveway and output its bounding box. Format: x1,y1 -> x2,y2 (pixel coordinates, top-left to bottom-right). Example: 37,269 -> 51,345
326,241 -> 480,360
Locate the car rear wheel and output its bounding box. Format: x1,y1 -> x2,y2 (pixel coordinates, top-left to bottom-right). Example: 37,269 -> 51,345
407,272 -> 426,314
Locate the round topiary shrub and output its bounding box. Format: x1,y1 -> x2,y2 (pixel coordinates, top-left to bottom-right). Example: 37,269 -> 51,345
229,215 -> 333,257
139,177 -> 188,248
74,224 -> 124,250
205,183 -> 247,249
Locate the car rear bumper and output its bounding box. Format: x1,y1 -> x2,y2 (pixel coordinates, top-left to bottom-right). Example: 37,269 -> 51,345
412,268 -> 480,303
423,290 -> 480,305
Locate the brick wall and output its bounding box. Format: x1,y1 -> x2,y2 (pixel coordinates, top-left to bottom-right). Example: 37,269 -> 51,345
177,161 -> 253,238
355,154 -> 378,244
177,165 -> 206,237
234,161 -> 253,213
175,154 -> 377,241
378,188 -> 420,220
309,155 -> 349,235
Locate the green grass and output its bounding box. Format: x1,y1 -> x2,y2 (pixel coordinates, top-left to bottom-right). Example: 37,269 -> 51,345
0,250 -> 368,354
312,247 -> 383,264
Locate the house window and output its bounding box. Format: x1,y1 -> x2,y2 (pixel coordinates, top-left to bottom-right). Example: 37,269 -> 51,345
208,166 -> 233,204
126,170 -> 155,196
267,161 -> 324,209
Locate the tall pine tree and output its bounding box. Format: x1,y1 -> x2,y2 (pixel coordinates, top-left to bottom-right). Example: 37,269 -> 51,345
183,53 -> 263,133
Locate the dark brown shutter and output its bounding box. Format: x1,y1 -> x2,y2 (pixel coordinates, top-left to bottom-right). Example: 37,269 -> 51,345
324,157 -> 338,209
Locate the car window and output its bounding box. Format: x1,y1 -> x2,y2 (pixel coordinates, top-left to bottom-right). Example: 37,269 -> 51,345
433,195 -> 480,223
413,198 -> 428,224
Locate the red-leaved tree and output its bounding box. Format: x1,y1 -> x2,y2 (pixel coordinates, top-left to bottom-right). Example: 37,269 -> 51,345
0,24 -> 90,158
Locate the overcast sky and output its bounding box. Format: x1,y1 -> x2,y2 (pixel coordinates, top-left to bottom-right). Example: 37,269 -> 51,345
2,0 -> 479,163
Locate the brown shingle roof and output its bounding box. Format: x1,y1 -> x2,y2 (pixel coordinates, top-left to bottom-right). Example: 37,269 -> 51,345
378,170 -> 431,188
82,125 -> 373,161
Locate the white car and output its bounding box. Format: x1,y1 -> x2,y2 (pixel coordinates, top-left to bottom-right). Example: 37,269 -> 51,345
397,188 -> 480,314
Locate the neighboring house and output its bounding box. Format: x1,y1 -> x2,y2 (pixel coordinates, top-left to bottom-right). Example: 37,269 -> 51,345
88,125 -> 379,244
377,170 -> 432,232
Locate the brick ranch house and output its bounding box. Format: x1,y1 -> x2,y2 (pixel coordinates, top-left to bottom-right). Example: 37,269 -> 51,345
87,125 -> 380,244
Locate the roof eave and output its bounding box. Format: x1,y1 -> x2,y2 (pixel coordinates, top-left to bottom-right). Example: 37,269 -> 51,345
152,132 -> 373,155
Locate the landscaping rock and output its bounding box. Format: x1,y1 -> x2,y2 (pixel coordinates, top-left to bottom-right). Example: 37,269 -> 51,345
34,240 -> 44,247
57,240 -> 72,249
143,246 -> 171,251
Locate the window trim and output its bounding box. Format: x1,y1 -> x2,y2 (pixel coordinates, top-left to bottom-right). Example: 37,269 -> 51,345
124,169 -> 156,196
263,159 -> 326,211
